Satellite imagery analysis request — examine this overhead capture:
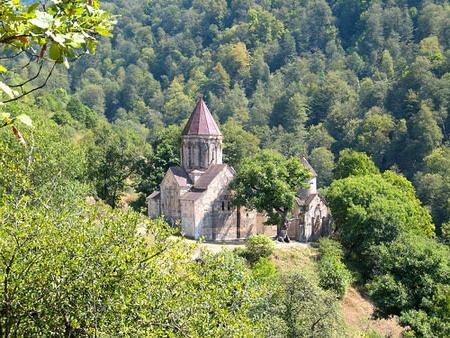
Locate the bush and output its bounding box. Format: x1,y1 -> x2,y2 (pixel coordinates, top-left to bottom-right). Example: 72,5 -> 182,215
273,271 -> 346,337
317,239 -> 352,298
245,234 -> 275,262
251,257 -> 277,280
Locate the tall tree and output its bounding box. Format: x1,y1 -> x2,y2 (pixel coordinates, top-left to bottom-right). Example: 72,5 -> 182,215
231,150 -> 310,242
86,124 -> 150,208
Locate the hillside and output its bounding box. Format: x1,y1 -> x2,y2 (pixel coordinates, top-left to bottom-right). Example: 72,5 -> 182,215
0,1 -> 449,337
33,0 -> 449,229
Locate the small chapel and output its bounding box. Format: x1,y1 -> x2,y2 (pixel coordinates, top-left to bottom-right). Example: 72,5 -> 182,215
147,99 -> 330,241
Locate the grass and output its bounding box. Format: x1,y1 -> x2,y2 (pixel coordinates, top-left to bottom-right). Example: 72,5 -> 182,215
270,245 -> 403,338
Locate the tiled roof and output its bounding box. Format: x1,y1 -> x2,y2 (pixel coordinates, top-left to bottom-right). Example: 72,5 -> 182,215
300,157 -> 317,177
194,164 -> 228,189
182,99 -> 222,136
168,166 -> 192,187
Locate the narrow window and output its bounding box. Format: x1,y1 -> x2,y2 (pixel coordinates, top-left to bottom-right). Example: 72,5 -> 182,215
227,202 -> 231,211
221,201 -> 225,211
188,144 -> 192,167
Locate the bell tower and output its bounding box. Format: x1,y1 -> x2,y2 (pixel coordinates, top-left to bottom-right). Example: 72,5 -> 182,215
181,99 -> 223,173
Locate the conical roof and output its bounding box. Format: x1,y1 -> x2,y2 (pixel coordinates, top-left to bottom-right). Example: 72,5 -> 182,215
300,157 -> 317,177
182,99 -> 222,136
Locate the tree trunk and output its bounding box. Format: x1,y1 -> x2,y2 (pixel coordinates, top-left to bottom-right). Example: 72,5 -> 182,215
277,209 -> 290,243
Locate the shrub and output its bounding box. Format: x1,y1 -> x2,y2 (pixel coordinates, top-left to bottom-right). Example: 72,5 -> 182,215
274,271 -> 346,337
317,239 -> 352,298
245,234 -> 275,262
251,257 -> 277,280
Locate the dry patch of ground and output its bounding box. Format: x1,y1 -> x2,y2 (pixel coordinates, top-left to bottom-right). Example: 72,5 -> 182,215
200,239 -> 309,254
342,287 -> 404,337
196,241 -> 404,337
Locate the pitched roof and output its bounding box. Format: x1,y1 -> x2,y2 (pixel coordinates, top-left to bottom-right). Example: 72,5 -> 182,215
300,157 -> 317,177
147,191 -> 160,200
194,164 -> 229,189
167,166 -> 192,187
296,193 -> 318,206
182,99 -> 222,136
180,190 -> 204,201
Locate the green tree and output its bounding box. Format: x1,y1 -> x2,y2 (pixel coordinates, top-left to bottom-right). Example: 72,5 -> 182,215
309,147 -> 335,187
367,234 -> 449,337
231,150 -> 310,241
401,103 -> 443,175
317,239 -> 352,299
218,42 -> 251,79
380,50 -> 395,78
306,123 -> 335,152
334,149 -> 379,179
221,119 -> 260,169
66,96 -> 99,128
272,271 -> 345,337
85,124 -> 150,208
355,111 -> 395,168
327,171 -> 435,258
414,147 -> 450,232
162,76 -> 194,125
78,84 -> 105,114
135,125 -> 181,209
0,0 -> 114,103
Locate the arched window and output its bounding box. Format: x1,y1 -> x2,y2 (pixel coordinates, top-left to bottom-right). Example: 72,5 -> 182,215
198,142 -> 202,167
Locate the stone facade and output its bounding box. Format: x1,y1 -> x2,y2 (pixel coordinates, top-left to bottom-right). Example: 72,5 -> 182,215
147,99 -> 330,241
288,158 -> 330,241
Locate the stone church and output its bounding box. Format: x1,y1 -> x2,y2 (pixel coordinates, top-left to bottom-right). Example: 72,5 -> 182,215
147,99 -> 330,241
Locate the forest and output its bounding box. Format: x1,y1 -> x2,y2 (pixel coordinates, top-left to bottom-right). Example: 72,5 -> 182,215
0,0 -> 449,337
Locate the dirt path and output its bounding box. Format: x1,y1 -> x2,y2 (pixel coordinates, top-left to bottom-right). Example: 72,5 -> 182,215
342,286 -> 403,337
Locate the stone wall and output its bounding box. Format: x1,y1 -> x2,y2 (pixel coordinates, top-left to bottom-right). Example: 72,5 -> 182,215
291,195 -> 329,242
147,198 -> 160,218
180,199 -> 196,238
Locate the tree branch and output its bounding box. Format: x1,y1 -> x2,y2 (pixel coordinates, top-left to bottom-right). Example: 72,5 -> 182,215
9,63 -> 43,88
1,62 -> 56,104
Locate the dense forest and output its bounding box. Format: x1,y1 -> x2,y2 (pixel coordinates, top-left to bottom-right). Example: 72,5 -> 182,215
17,0 -> 449,229
1,0 -> 449,336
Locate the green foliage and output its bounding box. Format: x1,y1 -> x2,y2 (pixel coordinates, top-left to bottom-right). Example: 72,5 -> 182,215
271,271 -> 345,337
135,124 -> 181,208
251,257 -> 277,281
222,118 -> 260,169
0,0 -> 114,103
309,147 -> 335,187
367,234 -> 450,337
0,107 -> 89,206
245,234 -> 276,262
334,149 -> 379,179
414,147 -> 450,232
0,120 -> 274,336
327,172 -> 434,256
30,0 -> 445,190
85,123 -> 151,208
232,150 -> 310,238
317,239 -> 352,298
